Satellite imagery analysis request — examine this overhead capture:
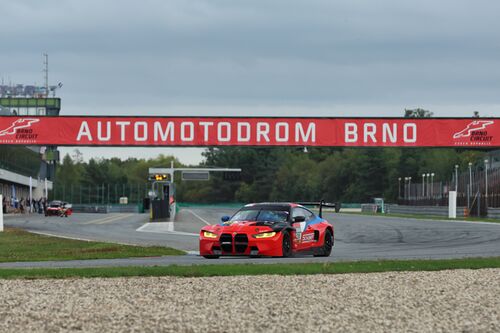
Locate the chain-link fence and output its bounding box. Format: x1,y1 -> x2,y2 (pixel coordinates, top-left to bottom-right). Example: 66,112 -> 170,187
398,166 -> 500,216
50,183 -> 150,205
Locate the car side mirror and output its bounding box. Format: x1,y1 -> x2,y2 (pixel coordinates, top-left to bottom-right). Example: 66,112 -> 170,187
293,216 -> 306,222
221,215 -> 230,222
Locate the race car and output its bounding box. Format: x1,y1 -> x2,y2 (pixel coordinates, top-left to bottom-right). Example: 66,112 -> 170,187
199,201 -> 335,258
45,200 -> 73,217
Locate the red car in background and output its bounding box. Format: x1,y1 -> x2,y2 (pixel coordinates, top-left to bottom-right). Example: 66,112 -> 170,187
45,200 -> 73,217
200,201 -> 335,259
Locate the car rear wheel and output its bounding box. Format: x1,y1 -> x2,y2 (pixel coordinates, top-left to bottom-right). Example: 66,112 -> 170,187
203,255 -> 220,259
314,229 -> 333,257
282,231 -> 292,257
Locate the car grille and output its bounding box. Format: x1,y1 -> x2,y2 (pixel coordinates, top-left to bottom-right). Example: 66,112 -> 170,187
234,234 -> 248,253
219,234 -> 233,252
219,233 -> 248,253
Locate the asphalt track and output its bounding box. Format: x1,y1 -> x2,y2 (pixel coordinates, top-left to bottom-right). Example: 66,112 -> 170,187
2,207 -> 500,268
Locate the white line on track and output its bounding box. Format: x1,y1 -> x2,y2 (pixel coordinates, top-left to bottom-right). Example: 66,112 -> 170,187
336,213 -> 500,226
82,213 -> 135,225
136,222 -> 173,232
27,230 -> 149,246
184,209 -> 212,225
28,231 -> 97,242
136,222 -> 198,236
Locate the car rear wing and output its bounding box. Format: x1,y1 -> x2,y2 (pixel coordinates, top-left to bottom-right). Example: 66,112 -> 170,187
297,200 -> 341,218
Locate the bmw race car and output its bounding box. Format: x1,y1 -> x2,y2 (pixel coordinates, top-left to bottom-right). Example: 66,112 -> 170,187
199,201 -> 336,258
45,200 -> 73,217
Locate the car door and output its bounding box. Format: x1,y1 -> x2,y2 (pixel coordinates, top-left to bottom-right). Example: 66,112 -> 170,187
292,207 -> 316,250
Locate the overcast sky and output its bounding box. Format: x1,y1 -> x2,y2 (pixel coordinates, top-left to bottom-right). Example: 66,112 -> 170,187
1,0 -> 499,164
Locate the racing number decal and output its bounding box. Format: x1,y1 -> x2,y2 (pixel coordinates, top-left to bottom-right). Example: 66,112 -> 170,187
293,221 -> 306,242
301,233 -> 315,243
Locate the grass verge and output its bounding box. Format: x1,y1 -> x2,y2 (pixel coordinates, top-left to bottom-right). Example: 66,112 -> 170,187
0,257 -> 499,279
0,227 -> 185,262
341,211 -> 500,223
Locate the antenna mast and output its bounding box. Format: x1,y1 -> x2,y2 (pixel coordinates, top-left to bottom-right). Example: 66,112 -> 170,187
43,53 -> 49,97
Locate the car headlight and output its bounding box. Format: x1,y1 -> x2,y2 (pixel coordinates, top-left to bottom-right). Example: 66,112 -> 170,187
253,231 -> 276,239
203,231 -> 218,239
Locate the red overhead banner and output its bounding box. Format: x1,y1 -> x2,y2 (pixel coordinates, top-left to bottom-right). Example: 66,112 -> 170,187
0,116 -> 498,147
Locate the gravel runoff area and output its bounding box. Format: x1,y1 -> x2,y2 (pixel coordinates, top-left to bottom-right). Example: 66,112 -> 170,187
0,269 -> 499,332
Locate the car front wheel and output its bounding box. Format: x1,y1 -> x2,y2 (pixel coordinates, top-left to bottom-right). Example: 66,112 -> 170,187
282,231 -> 292,257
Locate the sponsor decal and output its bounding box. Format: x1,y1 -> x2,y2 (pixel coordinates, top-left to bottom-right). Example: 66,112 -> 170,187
453,120 -> 495,146
0,118 -> 40,143
301,233 -> 315,243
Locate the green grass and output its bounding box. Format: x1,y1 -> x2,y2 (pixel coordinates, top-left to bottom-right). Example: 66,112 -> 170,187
342,211 -> 500,223
0,257 -> 499,279
0,227 -> 185,262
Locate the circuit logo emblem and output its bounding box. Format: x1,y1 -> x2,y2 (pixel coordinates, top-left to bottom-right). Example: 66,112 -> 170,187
0,118 -> 40,137
453,120 -> 494,139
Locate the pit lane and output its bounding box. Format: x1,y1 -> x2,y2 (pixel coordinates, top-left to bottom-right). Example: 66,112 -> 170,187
2,206 -> 500,268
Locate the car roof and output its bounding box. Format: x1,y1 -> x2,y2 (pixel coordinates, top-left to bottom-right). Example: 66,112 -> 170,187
243,202 -> 303,209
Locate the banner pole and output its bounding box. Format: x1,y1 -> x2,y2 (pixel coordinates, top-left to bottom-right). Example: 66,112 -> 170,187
29,176 -> 33,213
0,194 -> 4,232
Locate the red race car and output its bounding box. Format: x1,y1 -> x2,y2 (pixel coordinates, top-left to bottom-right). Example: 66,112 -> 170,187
45,200 -> 73,217
199,201 -> 335,258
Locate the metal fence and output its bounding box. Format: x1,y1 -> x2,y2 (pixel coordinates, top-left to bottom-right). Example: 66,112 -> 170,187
398,166 -> 500,215
50,183 -> 150,205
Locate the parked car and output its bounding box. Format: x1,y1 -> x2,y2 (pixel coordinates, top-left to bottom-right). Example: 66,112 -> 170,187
45,200 -> 72,217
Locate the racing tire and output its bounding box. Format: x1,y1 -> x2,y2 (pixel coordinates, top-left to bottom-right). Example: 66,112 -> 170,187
203,255 -> 220,259
281,231 -> 292,257
314,229 -> 333,257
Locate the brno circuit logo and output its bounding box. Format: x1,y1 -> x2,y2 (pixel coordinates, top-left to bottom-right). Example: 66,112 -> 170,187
452,120 -> 495,145
0,118 -> 40,137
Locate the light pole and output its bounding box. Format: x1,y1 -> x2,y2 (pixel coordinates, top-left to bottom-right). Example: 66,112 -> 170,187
421,173 -> 425,198
426,173 -> 430,198
431,173 -> 435,198
398,177 -> 402,199
408,176 -> 412,200
468,162 -> 472,209
485,159 -> 489,207
454,164 -> 459,192
404,177 -> 408,200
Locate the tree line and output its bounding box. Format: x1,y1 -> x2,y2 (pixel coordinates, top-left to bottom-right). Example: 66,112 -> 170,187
55,146 -> 485,204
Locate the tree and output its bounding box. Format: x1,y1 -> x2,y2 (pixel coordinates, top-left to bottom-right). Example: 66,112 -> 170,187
404,108 -> 433,118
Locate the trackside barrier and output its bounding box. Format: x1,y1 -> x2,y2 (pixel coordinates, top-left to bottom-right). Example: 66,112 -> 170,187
487,208 -> 500,219
70,204 -> 141,214
385,204 -> 467,218
0,194 -> 3,232
361,204 -> 378,213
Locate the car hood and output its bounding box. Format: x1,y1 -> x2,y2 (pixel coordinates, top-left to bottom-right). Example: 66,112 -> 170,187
204,220 -> 288,233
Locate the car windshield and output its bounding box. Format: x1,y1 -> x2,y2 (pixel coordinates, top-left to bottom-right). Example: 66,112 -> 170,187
230,208 -> 289,223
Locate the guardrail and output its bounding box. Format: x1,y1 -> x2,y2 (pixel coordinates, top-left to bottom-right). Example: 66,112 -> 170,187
71,204 -> 141,214
385,204 -> 467,218
487,208 -> 500,219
